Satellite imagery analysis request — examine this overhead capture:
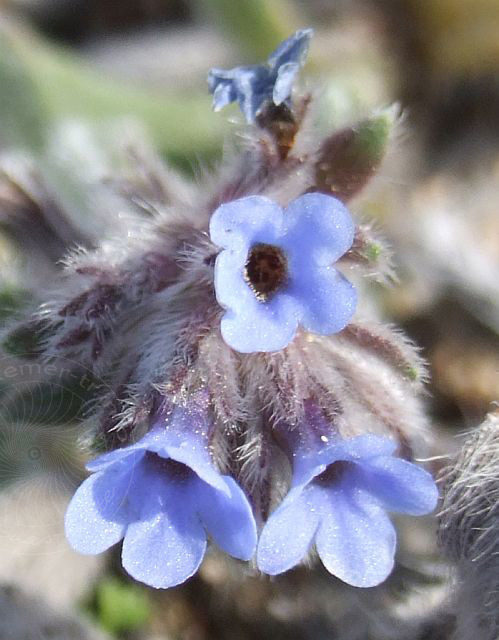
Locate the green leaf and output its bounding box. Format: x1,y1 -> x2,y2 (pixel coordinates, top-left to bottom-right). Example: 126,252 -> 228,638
0,287 -> 29,323
95,577 -> 151,636
197,0 -> 300,60
2,321 -> 48,358
1,22 -> 225,163
0,31 -> 47,150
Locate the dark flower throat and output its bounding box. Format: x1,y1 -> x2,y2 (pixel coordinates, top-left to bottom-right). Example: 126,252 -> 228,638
244,243 -> 288,301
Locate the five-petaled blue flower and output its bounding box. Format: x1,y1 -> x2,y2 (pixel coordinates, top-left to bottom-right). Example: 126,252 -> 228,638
208,28 -> 313,124
210,193 -> 357,353
65,393 -> 257,588
257,428 -> 438,586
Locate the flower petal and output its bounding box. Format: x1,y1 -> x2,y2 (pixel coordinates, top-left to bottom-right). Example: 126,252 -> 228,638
65,469 -> 132,554
220,291 -> 299,353
214,229 -> 301,352
212,80 -> 236,111
207,66 -> 269,123
232,66 -> 271,122
283,192 -> 355,266
213,243 -> 258,312
257,487 -> 319,575
122,512 -> 206,589
314,478 -> 396,587
361,457 -> 438,515
273,62 -> 299,105
86,448 -> 145,473
267,28 -> 313,72
291,432 -> 398,491
121,477 -> 206,589
207,67 -> 232,93
194,475 -> 257,560
150,397 -> 229,494
338,434 -> 398,461
290,266 -> 357,336
210,196 -> 284,249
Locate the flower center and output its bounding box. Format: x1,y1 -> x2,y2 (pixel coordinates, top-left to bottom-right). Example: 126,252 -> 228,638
315,460 -> 355,486
244,243 -> 288,302
145,452 -> 192,483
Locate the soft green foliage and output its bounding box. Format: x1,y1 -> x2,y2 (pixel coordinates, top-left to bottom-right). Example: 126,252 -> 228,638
364,243 -> 382,262
314,106 -> 397,201
95,577 -> 151,636
0,23 -> 225,162
0,32 -> 47,150
352,109 -> 394,168
2,322 -> 45,358
0,287 -> 28,323
197,0 -> 299,60
405,366 -> 420,382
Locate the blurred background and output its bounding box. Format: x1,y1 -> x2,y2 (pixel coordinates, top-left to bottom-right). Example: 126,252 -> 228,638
0,1 -> 498,638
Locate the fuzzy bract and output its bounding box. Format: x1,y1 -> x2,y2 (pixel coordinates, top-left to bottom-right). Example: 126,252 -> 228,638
207,28 -> 313,123
257,432 -> 438,586
65,394 -> 257,589
210,192 -> 357,353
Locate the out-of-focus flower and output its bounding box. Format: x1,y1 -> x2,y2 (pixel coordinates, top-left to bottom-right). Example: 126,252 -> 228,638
65,393 -> 257,588
257,412 -> 438,586
210,193 -> 356,353
208,28 -> 313,123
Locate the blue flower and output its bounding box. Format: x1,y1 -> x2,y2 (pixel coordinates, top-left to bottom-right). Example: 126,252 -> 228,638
65,393 -> 257,589
257,429 -> 438,586
210,193 -> 356,353
208,28 -> 313,123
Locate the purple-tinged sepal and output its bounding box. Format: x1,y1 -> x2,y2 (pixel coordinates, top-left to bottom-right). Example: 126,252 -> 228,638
312,106 -> 398,202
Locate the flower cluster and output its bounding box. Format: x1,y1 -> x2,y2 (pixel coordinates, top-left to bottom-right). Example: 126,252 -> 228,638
66,396 -> 436,588
5,30 -> 438,590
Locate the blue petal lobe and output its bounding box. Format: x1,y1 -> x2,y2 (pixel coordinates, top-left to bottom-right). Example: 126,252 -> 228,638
291,267 -> 356,336
194,476 -> 257,560
267,28 -> 313,71
361,457 -> 439,515
257,487 -> 319,574
273,62 -> 299,105
207,68 -> 228,93
212,81 -> 236,111
283,192 -> 355,266
65,470 -> 131,554
210,195 -> 283,249
314,478 -> 396,587
220,292 -> 299,353
233,66 -> 270,122
121,478 -> 206,589
213,246 -> 258,311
